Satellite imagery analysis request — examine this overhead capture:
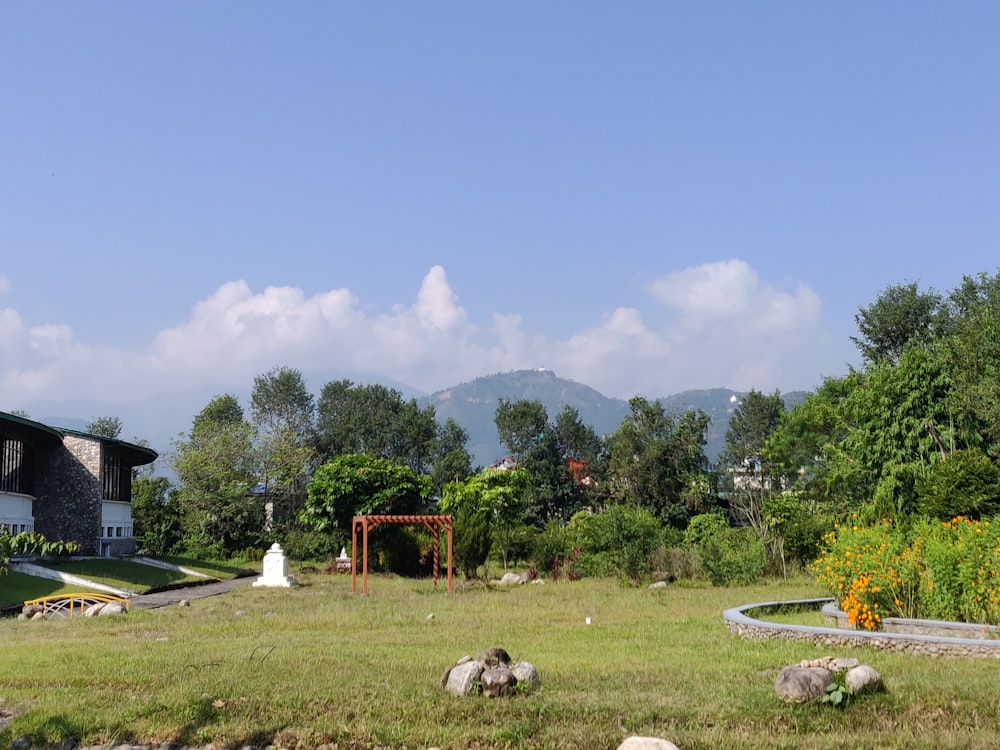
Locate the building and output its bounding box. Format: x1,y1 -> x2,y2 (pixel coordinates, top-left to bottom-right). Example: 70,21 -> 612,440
0,411 -> 157,556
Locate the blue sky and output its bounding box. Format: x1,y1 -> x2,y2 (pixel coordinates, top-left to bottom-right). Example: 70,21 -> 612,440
2,3 -> 999,434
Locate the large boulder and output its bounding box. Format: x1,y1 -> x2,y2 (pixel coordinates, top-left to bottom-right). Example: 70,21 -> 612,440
443,659 -> 483,697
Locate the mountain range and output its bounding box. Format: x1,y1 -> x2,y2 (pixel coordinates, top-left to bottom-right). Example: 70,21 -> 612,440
424,368 -> 807,468
23,369 -> 808,473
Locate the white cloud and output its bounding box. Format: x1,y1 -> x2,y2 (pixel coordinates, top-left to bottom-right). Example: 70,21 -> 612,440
0,260 -> 842,414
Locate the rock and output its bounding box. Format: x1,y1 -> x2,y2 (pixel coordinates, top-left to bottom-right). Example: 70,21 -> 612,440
845,664 -> 883,694
481,666 -> 517,697
178,599 -> 190,607
498,572 -> 522,586
775,665 -> 834,703
476,646 -> 511,667
616,736 -> 681,750
31,611 -> 45,621
443,660 -> 483,697
97,602 -> 124,617
510,661 -> 541,691
83,603 -> 105,617
10,736 -> 32,750
647,581 -> 668,589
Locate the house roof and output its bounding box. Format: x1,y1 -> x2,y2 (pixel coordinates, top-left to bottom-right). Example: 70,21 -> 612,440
0,412 -> 157,466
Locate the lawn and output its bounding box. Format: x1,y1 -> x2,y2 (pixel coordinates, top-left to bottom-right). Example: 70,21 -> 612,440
1,574 -> 998,750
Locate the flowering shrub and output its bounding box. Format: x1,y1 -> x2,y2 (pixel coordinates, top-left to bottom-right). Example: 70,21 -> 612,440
920,516 -> 1000,625
812,515 -> 1000,630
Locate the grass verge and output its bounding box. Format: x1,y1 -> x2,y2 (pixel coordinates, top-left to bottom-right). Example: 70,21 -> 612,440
1,574 -> 998,749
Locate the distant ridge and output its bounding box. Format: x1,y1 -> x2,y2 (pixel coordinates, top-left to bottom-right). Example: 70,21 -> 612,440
422,369 -> 807,468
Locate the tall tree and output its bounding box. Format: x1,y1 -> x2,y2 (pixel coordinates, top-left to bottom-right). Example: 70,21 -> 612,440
172,395 -> 262,557
431,418 -> 474,493
606,397 -> 711,528
718,390 -> 786,565
250,367 -> 316,527
494,398 -> 548,462
851,281 -> 946,366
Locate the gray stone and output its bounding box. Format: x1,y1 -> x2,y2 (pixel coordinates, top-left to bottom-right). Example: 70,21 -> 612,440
647,581 -> 668,589
616,737 -> 681,750
845,664 -> 883,694
775,665 -> 834,703
10,736 -> 32,750
497,572 -> 522,586
97,602 -> 124,617
475,646 -> 511,667
30,611 -> 45,621
510,661 -> 541,691
481,666 -> 517,697
83,602 -> 105,617
444,660 -> 483,696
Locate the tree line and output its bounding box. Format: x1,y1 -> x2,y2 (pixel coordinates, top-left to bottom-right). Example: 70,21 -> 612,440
126,267 -> 1000,584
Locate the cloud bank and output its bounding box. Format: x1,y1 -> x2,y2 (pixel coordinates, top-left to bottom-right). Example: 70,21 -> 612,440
0,260 -> 843,408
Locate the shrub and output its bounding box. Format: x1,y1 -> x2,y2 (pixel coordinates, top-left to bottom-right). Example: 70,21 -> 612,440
578,504 -> 662,585
531,519 -> 571,576
811,517 -> 920,628
280,528 -> 340,562
811,515 -> 1000,629
697,526 -> 765,586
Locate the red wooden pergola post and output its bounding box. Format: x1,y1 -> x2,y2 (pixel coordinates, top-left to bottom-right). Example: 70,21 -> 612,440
351,514 -> 454,595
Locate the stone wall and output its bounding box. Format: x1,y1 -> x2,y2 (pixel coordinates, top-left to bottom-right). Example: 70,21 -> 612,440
32,436 -> 103,556
724,598 -> 1000,659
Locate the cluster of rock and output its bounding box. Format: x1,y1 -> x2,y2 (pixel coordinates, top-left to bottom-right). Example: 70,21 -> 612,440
441,646 -> 541,697
18,601 -> 126,620
775,656 -> 883,703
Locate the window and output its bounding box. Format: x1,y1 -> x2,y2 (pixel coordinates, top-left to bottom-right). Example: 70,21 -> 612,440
0,436 -> 31,494
101,452 -> 131,502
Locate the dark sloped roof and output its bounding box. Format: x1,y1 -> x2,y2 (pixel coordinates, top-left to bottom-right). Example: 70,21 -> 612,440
0,412 -> 157,466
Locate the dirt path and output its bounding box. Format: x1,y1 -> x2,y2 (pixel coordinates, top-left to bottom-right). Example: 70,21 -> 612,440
129,575 -> 255,610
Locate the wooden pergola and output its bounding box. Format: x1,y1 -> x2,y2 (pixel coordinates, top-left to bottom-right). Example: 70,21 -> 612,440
351,514 -> 454,595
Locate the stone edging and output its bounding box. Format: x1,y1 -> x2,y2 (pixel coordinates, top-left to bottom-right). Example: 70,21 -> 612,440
723,598 -> 1000,658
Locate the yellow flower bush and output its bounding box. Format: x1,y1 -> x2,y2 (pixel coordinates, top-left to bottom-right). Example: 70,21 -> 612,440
810,515 -> 1000,630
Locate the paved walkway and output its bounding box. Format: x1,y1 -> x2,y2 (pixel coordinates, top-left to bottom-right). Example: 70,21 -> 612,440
129,575 -> 255,610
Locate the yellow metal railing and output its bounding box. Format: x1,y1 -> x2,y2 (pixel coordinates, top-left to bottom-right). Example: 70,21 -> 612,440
23,593 -> 130,619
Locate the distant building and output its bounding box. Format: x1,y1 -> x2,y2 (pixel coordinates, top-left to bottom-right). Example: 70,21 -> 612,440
0,411 -> 156,556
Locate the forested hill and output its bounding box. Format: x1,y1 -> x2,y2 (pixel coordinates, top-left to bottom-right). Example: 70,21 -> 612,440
422,368 -> 807,469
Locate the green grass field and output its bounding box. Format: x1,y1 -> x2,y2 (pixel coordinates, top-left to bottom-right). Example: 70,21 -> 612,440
1,573 -> 998,749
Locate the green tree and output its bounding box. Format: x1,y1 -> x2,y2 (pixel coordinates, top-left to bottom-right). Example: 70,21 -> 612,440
606,397 -> 711,528
85,415 -> 123,439
438,467 -> 530,571
300,453 -> 431,549
250,366 -> 317,528
719,390 -> 785,555
494,398 -> 548,462
172,395 -> 263,557
131,476 -> 183,556
431,418 -> 474,493
944,270 -> 1000,449
851,281 -> 946,366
